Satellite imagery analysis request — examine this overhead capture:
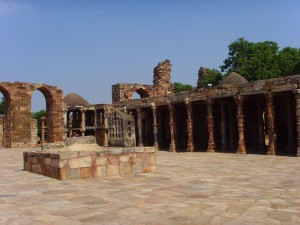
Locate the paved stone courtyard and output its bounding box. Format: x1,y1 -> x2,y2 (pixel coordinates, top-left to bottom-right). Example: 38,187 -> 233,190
1,148 -> 300,225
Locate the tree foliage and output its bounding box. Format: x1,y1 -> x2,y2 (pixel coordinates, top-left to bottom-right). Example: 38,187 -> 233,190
172,82 -> 194,93
32,110 -> 46,120
32,110 -> 46,138
199,68 -> 223,87
220,38 -> 300,81
0,97 -> 6,114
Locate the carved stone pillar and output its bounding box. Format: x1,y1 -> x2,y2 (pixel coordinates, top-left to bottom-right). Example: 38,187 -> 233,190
40,116 -> 46,149
205,98 -> 216,152
234,95 -> 246,154
103,112 -> 109,147
68,111 -> 73,137
150,103 -> 158,150
293,89 -> 300,156
136,108 -> 143,147
220,101 -> 227,151
167,101 -> 176,152
257,100 -> 265,152
185,98 -> 194,152
265,92 -> 276,155
80,109 -> 86,136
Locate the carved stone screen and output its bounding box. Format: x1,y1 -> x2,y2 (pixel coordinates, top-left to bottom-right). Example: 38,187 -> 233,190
108,110 -> 136,147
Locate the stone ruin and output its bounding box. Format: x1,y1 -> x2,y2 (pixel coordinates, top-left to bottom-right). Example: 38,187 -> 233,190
111,59 -> 173,103
197,67 -> 209,88
23,136 -> 156,180
153,59 -> 173,93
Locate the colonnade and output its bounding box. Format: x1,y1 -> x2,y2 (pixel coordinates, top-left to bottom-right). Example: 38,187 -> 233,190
133,90 -> 300,156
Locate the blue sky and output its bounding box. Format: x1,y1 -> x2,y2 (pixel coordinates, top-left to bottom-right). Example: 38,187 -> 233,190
0,0 -> 300,111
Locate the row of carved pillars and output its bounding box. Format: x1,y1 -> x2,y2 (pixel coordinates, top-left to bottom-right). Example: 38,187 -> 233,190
134,91 -> 300,156
66,109 -> 97,137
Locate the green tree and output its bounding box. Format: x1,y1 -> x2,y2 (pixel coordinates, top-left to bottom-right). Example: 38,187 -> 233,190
277,47 -> 300,76
172,82 -> 194,93
199,68 -> 223,87
0,97 -> 6,114
32,110 -> 46,138
220,38 -> 300,81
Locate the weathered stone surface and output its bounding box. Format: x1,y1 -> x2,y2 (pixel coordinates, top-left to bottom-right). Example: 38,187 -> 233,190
69,168 -> 80,179
150,154 -> 156,165
24,149 -> 156,180
107,164 -> 120,176
51,159 -> 59,168
132,162 -> 142,174
95,166 -> 107,177
80,167 -> 91,179
107,156 -> 119,165
119,155 -> 129,162
96,157 -> 107,166
69,156 -> 91,168
120,162 -> 131,175
44,158 -> 51,166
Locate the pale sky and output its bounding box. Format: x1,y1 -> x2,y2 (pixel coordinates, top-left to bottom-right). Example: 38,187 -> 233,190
1,0 -> 299,111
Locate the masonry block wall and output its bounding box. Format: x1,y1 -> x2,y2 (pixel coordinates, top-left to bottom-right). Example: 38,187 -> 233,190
112,60 -> 173,103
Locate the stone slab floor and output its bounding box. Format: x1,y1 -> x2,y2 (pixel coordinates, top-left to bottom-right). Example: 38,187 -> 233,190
1,148 -> 300,225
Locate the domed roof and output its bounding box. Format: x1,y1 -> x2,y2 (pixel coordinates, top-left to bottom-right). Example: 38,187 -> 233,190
219,72 -> 248,85
64,93 -> 90,107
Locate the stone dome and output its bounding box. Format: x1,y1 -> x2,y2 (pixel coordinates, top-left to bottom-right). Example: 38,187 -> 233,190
219,72 -> 248,85
64,93 -> 90,107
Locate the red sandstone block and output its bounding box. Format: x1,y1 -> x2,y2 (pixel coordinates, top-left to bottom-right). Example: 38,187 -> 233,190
80,167 -> 91,179
60,168 -> 68,180
53,168 -> 61,180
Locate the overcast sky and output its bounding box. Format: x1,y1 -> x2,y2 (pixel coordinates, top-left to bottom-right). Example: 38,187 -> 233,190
1,0 -> 299,111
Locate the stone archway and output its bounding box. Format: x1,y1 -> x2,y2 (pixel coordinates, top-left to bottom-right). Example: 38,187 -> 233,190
0,84 -> 12,147
124,85 -> 150,100
0,82 -> 64,148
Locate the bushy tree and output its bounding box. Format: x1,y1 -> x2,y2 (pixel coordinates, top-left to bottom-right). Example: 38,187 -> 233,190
172,82 -> 194,93
32,110 -> 46,138
199,68 -> 223,87
220,38 -> 300,81
277,47 -> 300,76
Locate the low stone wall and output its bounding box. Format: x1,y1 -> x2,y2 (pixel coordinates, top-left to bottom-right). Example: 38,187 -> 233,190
23,147 -> 156,180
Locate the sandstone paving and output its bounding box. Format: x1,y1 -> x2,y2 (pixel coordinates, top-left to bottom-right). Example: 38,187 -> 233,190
1,148 -> 300,224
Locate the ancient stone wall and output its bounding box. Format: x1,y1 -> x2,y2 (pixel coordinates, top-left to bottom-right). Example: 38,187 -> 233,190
0,82 -> 65,148
153,59 -> 172,92
112,60 -> 173,103
23,147 -> 156,180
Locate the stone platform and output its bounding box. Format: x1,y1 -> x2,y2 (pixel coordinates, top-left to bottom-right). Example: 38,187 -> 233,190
23,147 -> 156,180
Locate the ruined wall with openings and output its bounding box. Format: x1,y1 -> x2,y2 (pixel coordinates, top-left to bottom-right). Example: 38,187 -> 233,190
112,60 -> 173,103
0,82 -> 65,148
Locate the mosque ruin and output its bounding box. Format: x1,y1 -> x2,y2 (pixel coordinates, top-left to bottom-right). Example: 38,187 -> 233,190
1,59 -> 300,157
